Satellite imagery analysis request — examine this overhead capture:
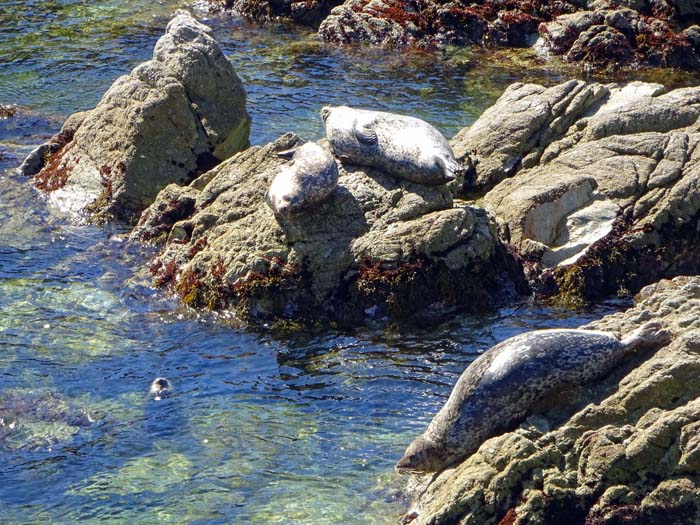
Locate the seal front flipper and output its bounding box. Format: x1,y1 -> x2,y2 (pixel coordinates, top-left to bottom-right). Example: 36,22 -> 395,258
436,155 -> 463,181
353,116 -> 378,145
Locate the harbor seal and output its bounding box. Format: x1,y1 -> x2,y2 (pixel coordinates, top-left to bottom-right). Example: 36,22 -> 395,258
321,105 -> 462,185
396,321 -> 670,474
265,141 -> 339,217
149,377 -> 172,401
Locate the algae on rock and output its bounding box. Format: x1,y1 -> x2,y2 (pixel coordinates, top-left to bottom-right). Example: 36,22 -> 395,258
21,11 -> 250,223
404,276 -> 700,525
136,133 -> 526,324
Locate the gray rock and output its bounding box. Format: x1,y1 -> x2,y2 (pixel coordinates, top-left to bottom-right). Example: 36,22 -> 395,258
25,11 -> 250,222
139,133 -> 524,322
463,81 -> 700,300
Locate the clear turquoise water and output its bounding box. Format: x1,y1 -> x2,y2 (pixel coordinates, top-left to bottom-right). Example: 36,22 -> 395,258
0,2 -> 643,523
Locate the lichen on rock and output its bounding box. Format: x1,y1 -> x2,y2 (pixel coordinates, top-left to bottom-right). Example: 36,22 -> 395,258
21,11 -> 250,223
455,80 -> 700,304
403,276 -> 700,525
135,132 -> 526,324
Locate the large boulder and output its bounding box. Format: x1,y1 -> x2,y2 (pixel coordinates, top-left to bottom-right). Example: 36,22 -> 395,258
403,275 -> 700,525
134,133 -> 527,324
21,11 -> 250,222
456,80 -> 700,304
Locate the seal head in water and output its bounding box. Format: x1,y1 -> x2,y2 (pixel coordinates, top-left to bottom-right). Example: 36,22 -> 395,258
396,321 -> 670,474
321,105 -> 462,185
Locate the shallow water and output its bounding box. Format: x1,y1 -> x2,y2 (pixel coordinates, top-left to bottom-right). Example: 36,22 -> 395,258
0,2 -> 683,523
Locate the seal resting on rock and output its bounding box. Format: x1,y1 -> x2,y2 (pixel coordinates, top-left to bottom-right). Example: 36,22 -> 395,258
396,321 -> 670,474
321,105 -> 462,185
265,141 -> 339,217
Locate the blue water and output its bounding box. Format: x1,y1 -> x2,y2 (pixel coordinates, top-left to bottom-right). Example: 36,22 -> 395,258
0,2 -> 647,523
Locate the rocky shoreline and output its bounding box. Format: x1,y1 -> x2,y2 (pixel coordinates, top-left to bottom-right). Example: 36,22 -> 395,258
15,10 -> 700,523
209,0 -> 700,72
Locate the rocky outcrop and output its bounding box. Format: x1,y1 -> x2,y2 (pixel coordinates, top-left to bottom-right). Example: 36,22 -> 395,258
403,276 -> 700,525
454,80 -> 700,304
537,9 -> 700,70
21,11 -> 250,223
318,0 -> 576,49
135,133 -> 526,324
209,0 -> 343,26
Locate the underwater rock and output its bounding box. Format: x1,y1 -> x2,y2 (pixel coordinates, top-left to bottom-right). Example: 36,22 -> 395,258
0,388 -> 94,451
458,80 -> 700,304
402,275 -> 700,525
21,10 -> 250,223
136,132 -> 527,324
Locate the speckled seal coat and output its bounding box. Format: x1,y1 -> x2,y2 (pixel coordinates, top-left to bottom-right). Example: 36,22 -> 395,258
265,141 -> 339,217
321,106 -> 462,185
396,322 -> 670,474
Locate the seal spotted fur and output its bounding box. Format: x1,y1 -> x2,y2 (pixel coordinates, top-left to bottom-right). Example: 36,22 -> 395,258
265,142 -> 339,217
321,106 -> 462,185
396,321 -> 670,474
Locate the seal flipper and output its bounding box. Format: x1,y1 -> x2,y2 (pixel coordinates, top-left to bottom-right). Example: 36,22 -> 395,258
354,125 -> 378,145
436,156 -> 463,181
276,148 -> 298,160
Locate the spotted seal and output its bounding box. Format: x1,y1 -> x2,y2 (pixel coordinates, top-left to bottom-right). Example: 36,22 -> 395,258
321,106 -> 462,185
265,141 -> 339,217
396,321 -> 670,474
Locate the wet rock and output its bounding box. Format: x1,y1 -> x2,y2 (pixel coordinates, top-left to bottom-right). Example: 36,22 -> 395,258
319,0 -> 578,49
460,80 -> 700,303
538,7 -> 700,70
0,104 -> 17,119
403,276 -> 700,525
137,133 -> 526,324
209,0 -> 343,27
22,11 -> 250,223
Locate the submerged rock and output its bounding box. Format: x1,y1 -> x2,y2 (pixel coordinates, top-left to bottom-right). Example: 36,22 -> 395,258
457,80 -> 700,304
21,11 -> 250,223
0,388 -> 94,451
402,276 -> 700,525
134,133 -> 526,324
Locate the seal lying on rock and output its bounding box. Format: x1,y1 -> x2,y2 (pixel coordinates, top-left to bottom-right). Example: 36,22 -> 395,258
396,321 -> 670,474
265,142 -> 339,217
321,106 -> 462,185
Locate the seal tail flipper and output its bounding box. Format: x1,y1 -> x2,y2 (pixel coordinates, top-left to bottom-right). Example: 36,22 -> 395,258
620,321 -> 671,352
436,156 -> 464,181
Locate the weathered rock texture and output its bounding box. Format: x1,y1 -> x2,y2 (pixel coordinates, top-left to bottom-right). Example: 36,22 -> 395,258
319,0 -> 576,49
209,0 -> 344,26
538,9 -> 700,70
21,11 -> 250,222
135,133 -> 526,323
456,79 -> 700,304
404,276 -> 700,525
317,0 -> 700,70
